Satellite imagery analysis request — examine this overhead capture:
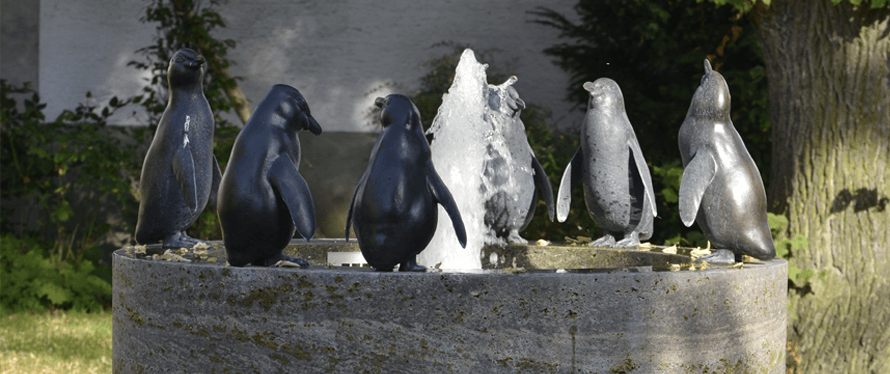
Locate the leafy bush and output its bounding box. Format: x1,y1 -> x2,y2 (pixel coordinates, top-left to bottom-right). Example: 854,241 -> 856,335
0,235 -> 110,315
1,80 -> 134,313
1,79 -> 142,261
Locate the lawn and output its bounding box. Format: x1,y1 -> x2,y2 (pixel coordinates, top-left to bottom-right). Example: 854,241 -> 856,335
0,310 -> 112,374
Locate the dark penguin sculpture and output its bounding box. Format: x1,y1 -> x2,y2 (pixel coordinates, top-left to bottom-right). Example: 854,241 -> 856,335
483,78 -> 555,244
346,94 -> 467,272
135,48 -> 222,249
217,84 -> 322,267
678,60 -> 775,264
556,78 -> 657,248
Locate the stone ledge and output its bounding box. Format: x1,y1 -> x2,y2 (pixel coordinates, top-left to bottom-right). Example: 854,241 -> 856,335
112,242 -> 786,373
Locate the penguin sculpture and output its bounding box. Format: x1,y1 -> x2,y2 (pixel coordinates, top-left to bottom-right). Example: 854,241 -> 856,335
483,76 -> 555,244
678,60 -> 775,264
556,78 -> 657,248
135,48 -> 222,249
217,84 -> 322,267
346,94 -> 467,272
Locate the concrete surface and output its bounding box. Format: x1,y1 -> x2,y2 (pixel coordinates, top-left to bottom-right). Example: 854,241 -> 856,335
113,241 -> 787,373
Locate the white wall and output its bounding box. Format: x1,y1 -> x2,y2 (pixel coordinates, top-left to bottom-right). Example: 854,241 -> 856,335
40,0 -> 583,132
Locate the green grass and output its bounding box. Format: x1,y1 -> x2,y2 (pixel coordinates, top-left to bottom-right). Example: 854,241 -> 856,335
0,310 -> 112,373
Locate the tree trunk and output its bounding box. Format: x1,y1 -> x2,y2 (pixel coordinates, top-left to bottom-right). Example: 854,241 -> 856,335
751,1 -> 890,372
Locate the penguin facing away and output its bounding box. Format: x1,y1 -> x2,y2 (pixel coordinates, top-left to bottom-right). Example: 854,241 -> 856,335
556,78 -> 657,248
135,48 -> 222,249
678,60 -> 775,264
346,94 -> 467,272
218,84 -> 322,267
483,77 -> 556,244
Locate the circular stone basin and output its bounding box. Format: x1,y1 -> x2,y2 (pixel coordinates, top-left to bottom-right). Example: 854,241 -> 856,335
113,239 -> 786,373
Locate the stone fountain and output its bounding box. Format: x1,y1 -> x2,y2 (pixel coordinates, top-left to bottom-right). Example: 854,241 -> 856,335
114,50 -> 786,373
112,241 -> 786,373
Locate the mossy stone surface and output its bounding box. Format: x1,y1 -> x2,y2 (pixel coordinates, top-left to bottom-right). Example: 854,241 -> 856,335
113,241 -> 786,373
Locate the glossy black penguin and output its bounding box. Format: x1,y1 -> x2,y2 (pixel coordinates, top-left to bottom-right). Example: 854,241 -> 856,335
678,60 -> 775,264
556,78 -> 657,248
135,48 -> 222,248
346,94 -> 467,272
217,84 -> 322,267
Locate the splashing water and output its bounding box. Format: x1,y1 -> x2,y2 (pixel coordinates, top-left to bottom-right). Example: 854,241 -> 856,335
418,48 -> 535,270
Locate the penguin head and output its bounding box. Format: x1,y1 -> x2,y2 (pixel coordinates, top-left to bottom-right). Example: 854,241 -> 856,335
584,78 -> 625,112
167,48 -> 205,88
689,59 -> 731,120
263,84 -> 322,135
376,94 -> 422,132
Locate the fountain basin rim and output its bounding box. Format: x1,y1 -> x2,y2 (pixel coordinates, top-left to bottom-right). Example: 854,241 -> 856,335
113,240 -> 780,275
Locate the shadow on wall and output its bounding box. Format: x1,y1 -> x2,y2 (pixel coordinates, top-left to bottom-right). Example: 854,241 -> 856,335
830,188 -> 888,214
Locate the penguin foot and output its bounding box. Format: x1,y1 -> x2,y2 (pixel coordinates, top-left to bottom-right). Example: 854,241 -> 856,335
506,230 -> 528,245
162,231 -> 207,249
589,234 -> 617,248
613,233 -> 641,248
484,231 -> 505,246
398,259 -> 426,272
694,249 -> 736,265
263,254 -> 309,268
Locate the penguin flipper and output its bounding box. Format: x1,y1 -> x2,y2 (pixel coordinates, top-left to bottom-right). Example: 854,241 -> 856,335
531,155 -> 555,221
426,161 -> 467,248
269,156 -> 316,241
208,155 -> 222,213
556,148 -> 583,222
628,141 -> 657,218
172,148 -> 198,213
678,151 -> 717,227
345,172 -> 368,242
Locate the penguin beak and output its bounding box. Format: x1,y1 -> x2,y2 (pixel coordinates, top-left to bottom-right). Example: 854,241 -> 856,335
184,55 -> 205,69
184,60 -> 202,69
306,114 -> 322,135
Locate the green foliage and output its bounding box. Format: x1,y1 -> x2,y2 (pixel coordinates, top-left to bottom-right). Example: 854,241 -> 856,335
0,235 -> 111,315
129,0 -> 241,130
767,213 -> 827,297
1,80 -> 142,270
532,0 -> 771,245
706,0 -> 889,11
848,0 -> 890,8
705,0 -> 765,11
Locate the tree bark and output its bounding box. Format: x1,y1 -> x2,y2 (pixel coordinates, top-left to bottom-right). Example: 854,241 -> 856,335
751,1 -> 890,372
